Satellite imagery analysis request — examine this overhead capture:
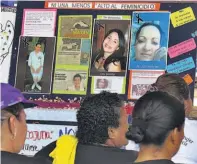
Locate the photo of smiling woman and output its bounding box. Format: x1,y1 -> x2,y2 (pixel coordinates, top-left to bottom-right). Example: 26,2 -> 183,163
129,12 -> 170,70
90,19 -> 130,76
135,23 -> 166,61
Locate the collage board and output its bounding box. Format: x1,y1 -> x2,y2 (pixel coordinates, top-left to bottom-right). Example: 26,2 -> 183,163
4,1 -> 197,157
11,2 -> 197,103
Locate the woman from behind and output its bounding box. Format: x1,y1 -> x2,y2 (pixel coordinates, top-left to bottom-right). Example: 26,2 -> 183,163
127,91 -> 185,164
127,73 -> 197,164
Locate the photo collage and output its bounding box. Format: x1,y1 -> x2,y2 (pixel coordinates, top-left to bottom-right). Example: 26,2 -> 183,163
15,9 -> 172,99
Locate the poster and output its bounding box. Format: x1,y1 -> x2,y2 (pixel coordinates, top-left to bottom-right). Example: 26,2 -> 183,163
19,124 -> 77,156
53,67 -> 88,95
90,16 -> 131,76
91,76 -> 126,94
128,70 -> 164,99
15,36 -> 56,94
129,11 -> 170,70
53,15 -> 92,95
21,9 -> 57,37
0,6 -> 16,83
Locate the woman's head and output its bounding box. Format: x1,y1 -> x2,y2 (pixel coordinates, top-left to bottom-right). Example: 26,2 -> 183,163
1,103 -> 27,153
127,91 -> 185,156
154,73 -> 192,116
102,29 -> 125,56
76,91 -> 129,147
135,23 -> 162,61
0,83 -> 36,153
96,79 -> 108,89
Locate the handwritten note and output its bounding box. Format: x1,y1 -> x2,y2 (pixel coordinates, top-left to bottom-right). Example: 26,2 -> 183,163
168,38 -> 196,58
171,7 -> 196,28
167,57 -> 195,74
183,74 -> 193,85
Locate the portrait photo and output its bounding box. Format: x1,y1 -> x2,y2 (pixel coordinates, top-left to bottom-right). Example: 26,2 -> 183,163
129,12 -> 170,70
15,36 -> 56,93
91,76 -> 125,94
90,19 -> 131,76
53,69 -> 87,95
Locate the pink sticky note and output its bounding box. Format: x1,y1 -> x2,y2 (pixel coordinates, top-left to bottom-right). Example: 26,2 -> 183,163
168,38 -> 196,58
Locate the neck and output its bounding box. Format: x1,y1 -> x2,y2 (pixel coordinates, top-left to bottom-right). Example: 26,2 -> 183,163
105,139 -> 117,147
103,52 -> 112,59
135,144 -> 172,162
1,140 -> 15,153
75,85 -> 80,89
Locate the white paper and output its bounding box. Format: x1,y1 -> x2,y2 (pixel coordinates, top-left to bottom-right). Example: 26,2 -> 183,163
22,9 -> 56,37
0,6 -> 16,83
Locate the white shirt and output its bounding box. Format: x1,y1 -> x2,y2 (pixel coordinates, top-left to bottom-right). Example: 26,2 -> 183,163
28,51 -> 44,70
172,118 -> 197,164
67,84 -> 85,91
126,118 -> 197,164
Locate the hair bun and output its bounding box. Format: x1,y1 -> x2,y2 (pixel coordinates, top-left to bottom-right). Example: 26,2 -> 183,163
126,125 -> 145,143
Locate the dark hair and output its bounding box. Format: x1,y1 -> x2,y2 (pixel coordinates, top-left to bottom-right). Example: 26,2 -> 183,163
127,91 -> 185,146
135,22 -> 163,45
95,29 -> 126,71
153,73 -> 190,102
96,79 -> 108,89
73,74 -> 82,81
1,103 -> 24,124
76,91 -> 123,144
35,42 -> 41,47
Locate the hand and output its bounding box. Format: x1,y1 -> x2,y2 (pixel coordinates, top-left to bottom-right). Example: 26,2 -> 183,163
35,68 -> 40,73
31,68 -> 35,73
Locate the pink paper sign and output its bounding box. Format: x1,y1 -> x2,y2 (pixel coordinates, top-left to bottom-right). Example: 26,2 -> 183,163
168,38 -> 196,58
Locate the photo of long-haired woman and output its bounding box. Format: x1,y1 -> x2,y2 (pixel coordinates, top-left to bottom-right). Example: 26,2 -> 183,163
90,19 -> 130,76
129,12 -> 170,70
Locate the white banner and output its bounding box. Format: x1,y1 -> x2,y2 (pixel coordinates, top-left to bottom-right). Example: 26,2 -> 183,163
20,124 -> 77,156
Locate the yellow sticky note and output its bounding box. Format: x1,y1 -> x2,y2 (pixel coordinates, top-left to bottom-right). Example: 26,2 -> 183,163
170,7 -> 196,28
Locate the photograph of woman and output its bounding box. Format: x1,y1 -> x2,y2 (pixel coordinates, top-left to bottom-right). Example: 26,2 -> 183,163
129,12 -> 170,70
134,23 -> 166,61
96,79 -> 109,89
90,19 -> 130,76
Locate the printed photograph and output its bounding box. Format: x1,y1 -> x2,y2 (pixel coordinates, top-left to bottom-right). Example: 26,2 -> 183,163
90,19 -> 131,76
56,38 -> 81,65
80,39 -> 91,65
59,15 -> 92,38
59,38 -> 81,52
91,76 -> 125,94
15,36 -> 56,93
53,69 -> 87,95
128,70 -> 164,99
96,78 -> 111,89
129,12 -> 170,70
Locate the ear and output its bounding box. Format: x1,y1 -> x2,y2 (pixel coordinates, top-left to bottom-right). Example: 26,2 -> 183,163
108,127 -> 117,139
8,115 -> 17,138
116,47 -> 119,50
170,128 -> 181,145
